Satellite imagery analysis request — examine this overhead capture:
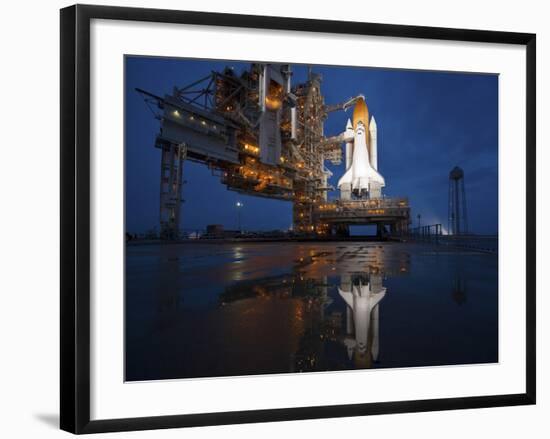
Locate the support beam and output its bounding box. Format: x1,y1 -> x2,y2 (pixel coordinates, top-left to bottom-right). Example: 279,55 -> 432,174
159,143 -> 186,239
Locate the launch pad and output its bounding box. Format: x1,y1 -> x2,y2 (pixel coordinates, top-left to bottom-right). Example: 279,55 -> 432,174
315,198 -> 410,237
137,63 -> 410,239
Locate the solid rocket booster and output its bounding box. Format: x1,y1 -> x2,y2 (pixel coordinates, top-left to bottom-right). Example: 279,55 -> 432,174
345,119 -> 354,171
369,116 -> 378,171
338,97 -> 385,195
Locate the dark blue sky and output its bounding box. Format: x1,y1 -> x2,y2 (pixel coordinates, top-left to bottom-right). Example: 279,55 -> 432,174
125,57 -> 498,235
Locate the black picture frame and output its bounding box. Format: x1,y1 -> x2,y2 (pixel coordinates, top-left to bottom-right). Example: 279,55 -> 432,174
60,4 -> 536,434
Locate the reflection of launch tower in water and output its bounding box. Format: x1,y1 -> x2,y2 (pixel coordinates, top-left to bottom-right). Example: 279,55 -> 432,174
217,244 -> 409,373
339,273 -> 386,368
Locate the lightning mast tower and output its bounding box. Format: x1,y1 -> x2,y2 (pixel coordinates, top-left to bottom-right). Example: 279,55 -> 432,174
448,166 -> 468,235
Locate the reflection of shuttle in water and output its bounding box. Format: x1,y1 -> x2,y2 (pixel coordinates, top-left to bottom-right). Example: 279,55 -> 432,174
339,274 -> 386,367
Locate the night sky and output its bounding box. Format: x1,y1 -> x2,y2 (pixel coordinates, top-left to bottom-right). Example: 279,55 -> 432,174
125,57 -> 498,235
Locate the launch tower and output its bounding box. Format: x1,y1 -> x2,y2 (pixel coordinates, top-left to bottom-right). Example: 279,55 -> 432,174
138,63 -> 410,238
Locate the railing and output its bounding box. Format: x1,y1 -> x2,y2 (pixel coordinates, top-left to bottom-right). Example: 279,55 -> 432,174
337,197 -> 409,209
408,224 -> 497,253
409,224 -> 442,241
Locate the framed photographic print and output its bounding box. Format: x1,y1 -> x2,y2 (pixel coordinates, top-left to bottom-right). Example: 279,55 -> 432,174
60,4 -> 536,434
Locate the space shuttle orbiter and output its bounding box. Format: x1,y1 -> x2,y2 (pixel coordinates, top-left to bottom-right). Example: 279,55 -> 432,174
338,97 -> 385,199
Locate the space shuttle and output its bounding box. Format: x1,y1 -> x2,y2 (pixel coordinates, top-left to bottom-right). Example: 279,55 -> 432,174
339,275 -> 386,367
338,97 -> 385,199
